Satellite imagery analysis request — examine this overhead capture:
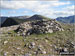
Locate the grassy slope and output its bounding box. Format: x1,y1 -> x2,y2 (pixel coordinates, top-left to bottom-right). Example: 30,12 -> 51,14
0,24 -> 75,56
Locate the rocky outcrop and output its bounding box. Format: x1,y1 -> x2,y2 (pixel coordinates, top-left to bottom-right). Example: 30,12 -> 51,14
16,20 -> 64,36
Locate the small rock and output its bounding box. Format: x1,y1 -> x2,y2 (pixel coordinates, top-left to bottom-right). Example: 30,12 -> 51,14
45,40 -> 48,43
31,42 -> 35,46
4,41 -> 8,45
34,38 -> 38,41
8,32 -> 12,34
41,50 -> 46,54
38,45 -> 43,51
16,47 -> 21,50
28,45 -> 32,49
24,53 -> 32,56
3,52 -> 8,56
28,42 -> 35,49
48,29 -> 53,33
64,48 -> 68,52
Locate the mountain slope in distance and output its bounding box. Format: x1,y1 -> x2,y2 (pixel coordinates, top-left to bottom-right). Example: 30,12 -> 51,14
27,14 -> 51,21
1,17 -> 26,27
0,17 -> 8,25
1,14 -> 51,27
56,15 -> 75,23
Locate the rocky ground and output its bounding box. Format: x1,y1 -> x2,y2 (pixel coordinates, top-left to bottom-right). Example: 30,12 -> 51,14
0,21 -> 75,56
16,20 -> 64,36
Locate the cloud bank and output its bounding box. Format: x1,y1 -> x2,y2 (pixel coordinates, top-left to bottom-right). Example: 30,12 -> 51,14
0,0 -> 75,18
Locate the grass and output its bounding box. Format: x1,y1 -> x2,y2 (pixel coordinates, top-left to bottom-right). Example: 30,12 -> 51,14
0,24 -> 75,56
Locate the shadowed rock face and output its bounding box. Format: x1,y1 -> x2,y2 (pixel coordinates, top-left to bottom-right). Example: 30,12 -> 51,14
1,18 -> 26,27
0,17 -> 7,26
16,20 -> 64,36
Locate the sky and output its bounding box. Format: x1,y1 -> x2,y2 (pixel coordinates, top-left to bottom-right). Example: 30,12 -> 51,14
0,0 -> 75,18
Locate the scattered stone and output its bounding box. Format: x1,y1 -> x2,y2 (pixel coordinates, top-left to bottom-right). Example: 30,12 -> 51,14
64,48 -> 68,52
28,45 -> 32,49
4,41 -> 8,45
45,40 -> 49,43
41,50 -> 46,54
50,44 -> 53,47
48,29 -> 53,33
37,45 -> 47,54
24,53 -> 32,56
34,38 -> 39,41
8,32 -> 12,34
38,45 -> 43,48
16,47 -> 21,50
3,52 -> 8,56
30,42 -> 35,46
28,42 -> 36,49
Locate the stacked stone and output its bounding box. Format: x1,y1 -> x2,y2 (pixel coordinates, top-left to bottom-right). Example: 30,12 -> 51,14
16,22 -> 32,36
31,20 -> 64,34
16,20 -> 64,36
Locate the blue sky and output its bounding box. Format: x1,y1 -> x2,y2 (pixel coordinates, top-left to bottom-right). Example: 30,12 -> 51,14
0,0 -> 75,18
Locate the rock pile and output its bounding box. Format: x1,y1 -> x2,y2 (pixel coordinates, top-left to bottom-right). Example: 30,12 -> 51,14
16,20 -> 64,36
16,22 -> 32,36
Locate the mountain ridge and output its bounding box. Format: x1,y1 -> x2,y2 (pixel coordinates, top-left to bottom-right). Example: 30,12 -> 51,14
27,14 -> 51,21
0,15 -> 75,27
0,14 -> 51,27
56,15 -> 75,23
1,17 -> 26,27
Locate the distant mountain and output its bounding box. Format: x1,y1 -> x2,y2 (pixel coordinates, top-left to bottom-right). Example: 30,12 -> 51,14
27,14 -> 51,21
0,17 -> 8,25
0,16 -> 30,24
1,14 -> 51,27
56,15 -> 75,23
0,16 -> 30,27
13,16 -> 30,19
1,17 -> 26,27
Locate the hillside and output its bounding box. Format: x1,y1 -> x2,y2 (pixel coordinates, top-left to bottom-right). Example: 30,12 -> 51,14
0,19 -> 75,56
0,15 -> 75,56
1,18 -> 26,27
0,16 -> 30,27
1,15 -> 51,27
27,14 -> 51,21
56,15 -> 75,23
0,17 -> 8,25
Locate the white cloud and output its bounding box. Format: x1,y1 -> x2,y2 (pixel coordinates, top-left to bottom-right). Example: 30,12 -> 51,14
45,1 -> 71,7
1,1 -> 71,9
1,1 -> 40,9
54,9 -> 74,17
55,5 -> 75,17
1,0 -> 74,18
63,5 -> 75,11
